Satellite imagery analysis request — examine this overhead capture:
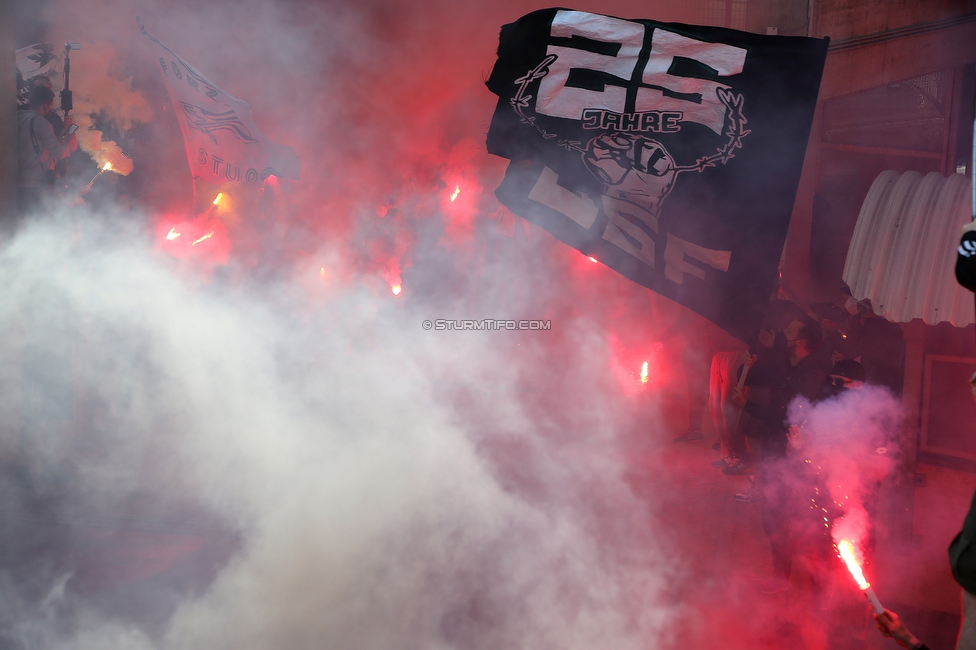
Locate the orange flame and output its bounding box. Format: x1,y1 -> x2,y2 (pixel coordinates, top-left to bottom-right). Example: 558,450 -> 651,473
391,284 -> 402,296
191,231 -> 215,246
213,192 -> 223,206
449,185 -> 461,202
165,227 -> 181,241
838,540 -> 870,590
102,162 -> 112,171
640,361 -> 649,384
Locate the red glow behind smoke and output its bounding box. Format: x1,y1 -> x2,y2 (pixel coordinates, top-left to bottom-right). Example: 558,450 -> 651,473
156,213 -> 231,269
32,3 -> 878,648
384,257 -> 403,296
437,141 -> 488,248
608,334 -> 665,397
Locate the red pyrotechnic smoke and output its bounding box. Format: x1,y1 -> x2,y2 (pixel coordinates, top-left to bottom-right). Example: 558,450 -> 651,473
608,335 -> 664,396
156,194 -> 232,270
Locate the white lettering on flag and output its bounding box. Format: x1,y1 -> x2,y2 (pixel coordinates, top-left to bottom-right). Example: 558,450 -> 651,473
664,233 -> 731,284
527,166 -> 599,229
639,30 -> 746,134
535,10 -> 747,134
601,200 -> 657,267
139,22 -> 300,183
536,11 -> 644,120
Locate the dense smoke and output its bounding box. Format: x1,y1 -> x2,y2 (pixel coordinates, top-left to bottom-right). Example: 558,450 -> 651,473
0,209 -> 677,648
7,0 -> 947,648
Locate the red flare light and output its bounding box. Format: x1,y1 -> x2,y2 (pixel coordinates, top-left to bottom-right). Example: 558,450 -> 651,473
640,361 -> 649,384
86,161 -> 116,188
449,185 -> 461,202
191,231 -> 215,246
156,214 -> 230,270
212,192 -> 224,206
589,256 -> 598,263
384,258 -> 403,298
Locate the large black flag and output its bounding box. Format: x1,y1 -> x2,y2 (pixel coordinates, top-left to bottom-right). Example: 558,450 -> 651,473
486,9 -> 828,344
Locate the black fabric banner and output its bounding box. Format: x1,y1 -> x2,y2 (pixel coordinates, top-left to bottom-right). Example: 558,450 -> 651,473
486,8 -> 828,344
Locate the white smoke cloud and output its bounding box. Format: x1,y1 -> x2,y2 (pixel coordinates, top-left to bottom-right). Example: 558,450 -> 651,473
0,211 -> 674,648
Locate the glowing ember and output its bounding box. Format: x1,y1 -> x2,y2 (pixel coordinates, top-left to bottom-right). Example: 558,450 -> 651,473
213,192 -> 224,206
838,540 -> 869,590
588,256 -> 598,263
191,231 -> 215,246
640,361 -> 649,384
165,227 -> 181,241
102,162 -> 112,171
449,185 -> 461,202
319,267 -> 326,279
391,284 -> 402,296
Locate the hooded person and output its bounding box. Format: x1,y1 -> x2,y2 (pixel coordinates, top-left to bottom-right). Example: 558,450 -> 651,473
819,358 -> 866,401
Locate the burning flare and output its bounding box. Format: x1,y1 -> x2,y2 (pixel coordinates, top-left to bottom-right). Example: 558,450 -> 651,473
640,361 -> 649,384
837,540 -> 869,589
837,540 -> 884,614
213,192 -> 224,206
449,185 -> 461,202
85,161 -> 116,190
589,257 -> 598,263
165,227 -> 181,241
192,231 -> 215,246
391,284 -> 402,296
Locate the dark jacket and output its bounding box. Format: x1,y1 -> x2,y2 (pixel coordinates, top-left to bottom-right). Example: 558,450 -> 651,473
743,351 -> 826,454
950,487 -> 976,595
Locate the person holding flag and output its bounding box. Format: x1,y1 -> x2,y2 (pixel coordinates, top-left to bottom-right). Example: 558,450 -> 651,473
17,85 -> 77,214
